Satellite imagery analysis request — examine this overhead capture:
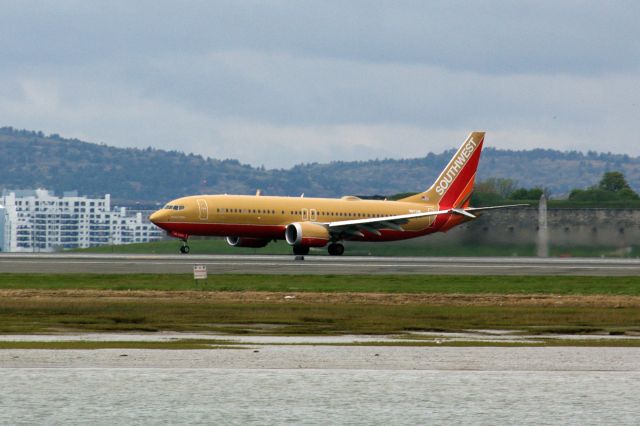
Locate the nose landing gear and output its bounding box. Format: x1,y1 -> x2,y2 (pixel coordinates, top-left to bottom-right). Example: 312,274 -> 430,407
327,243 -> 344,256
180,239 -> 190,254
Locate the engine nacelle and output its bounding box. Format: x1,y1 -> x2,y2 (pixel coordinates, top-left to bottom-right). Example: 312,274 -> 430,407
285,222 -> 330,248
226,236 -> 271,248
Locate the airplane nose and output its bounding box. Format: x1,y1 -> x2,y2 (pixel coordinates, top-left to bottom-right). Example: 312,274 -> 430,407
149,210 -> 162,224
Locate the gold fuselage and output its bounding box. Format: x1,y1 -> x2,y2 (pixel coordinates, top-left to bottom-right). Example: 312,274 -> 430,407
150,194 -> 448,241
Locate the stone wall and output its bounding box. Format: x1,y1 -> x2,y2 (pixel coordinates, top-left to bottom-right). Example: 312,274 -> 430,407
407,208 -> 640,247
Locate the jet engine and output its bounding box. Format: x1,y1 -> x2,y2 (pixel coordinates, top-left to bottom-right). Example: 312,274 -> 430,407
225,236 -> 271,248
285,222 -> 330,248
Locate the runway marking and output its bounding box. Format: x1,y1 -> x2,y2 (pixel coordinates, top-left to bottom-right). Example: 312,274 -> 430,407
3,260 -> 640,271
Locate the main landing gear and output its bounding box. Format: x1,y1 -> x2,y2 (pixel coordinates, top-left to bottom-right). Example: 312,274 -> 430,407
292,243 -> 344,256
179,239 -> 190,254
293,245 -> 310,256
327,243 -> 344,256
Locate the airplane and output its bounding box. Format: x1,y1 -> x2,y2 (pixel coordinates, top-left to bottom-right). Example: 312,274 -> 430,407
149,132 -> 526,255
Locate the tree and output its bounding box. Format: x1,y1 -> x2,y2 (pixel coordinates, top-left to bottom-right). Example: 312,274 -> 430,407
568,171 -> 639,202
618,187 -> 640,200
599,171 -> 632,193
568,188 -> 618,202
509,187 -> 543,200
474,178 -> 517,198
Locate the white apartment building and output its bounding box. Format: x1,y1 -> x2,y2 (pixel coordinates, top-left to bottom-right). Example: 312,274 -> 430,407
0,189 -> 164,252
0,204 -> 8,252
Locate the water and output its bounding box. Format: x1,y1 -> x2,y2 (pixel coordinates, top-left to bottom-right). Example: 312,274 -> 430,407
1,369 -> 638,425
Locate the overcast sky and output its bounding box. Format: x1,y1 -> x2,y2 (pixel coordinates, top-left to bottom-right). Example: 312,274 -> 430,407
1,1 -> 639,168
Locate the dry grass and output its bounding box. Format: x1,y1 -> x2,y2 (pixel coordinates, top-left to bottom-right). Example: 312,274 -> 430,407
1,290 -> 639,335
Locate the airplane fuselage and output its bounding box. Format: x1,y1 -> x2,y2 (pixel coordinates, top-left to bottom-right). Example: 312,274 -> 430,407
150,194 -> 467,243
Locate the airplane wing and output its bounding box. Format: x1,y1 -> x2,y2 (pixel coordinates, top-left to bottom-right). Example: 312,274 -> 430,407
323,204 -> 529,237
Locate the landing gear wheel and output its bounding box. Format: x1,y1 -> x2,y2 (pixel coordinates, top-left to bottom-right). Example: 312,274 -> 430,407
293,245 -> 310,256
180,244 -> 190,254
327,243 -> 344,256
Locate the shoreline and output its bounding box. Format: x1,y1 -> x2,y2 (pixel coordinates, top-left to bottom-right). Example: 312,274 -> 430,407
1,332 -> 639,370
3,346 -> 639,371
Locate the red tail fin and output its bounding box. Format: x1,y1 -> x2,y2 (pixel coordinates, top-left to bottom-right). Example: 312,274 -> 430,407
400,132 -> 485,208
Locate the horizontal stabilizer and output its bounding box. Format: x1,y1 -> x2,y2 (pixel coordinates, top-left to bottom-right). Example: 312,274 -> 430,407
464,204 -> 529,212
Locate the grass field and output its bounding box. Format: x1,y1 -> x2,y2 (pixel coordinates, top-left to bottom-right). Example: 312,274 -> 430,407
1,274 -> 640,337
1,295 -> 638,335
2,273 -> 640,294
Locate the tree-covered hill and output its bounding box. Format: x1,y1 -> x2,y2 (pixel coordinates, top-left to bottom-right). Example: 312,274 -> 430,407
1,127 -> 639,204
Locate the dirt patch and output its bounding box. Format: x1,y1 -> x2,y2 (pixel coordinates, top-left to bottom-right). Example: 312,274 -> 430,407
1,289 -> 638,307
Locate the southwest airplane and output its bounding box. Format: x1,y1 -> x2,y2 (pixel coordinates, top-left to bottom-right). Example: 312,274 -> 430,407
150,132 -> 524,255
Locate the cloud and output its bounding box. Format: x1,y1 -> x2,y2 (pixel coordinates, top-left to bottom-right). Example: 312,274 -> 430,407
2,1 -> 639,74
0,1 -> 639,167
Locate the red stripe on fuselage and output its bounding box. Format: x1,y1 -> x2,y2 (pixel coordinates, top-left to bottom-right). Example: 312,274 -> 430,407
154,218 -> 452,242
156,222 -> 287,239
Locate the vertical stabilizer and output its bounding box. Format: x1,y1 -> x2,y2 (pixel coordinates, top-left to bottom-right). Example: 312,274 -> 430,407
400,132 -> 485,208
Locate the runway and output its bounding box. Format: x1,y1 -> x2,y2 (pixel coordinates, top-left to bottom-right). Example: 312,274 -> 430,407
0,253 -> 639,275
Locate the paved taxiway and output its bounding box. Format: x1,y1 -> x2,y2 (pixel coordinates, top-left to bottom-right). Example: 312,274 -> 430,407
0,253 -> 639,275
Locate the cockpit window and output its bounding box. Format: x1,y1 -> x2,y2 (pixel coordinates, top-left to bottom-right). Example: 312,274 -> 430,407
164,204 -> 185,210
